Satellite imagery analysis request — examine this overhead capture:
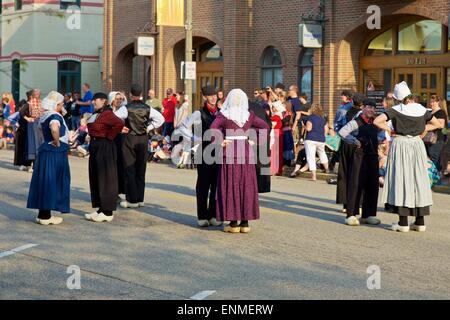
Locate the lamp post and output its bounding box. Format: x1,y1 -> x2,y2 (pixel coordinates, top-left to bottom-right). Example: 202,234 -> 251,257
185,0 -> 193,113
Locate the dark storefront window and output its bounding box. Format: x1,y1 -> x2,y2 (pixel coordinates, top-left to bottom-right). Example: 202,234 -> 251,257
60,1 -> 81,10
261,46 -> 283,88
298,49 -> 314,101
15,0 -> 22,10
57,61 -> 81,95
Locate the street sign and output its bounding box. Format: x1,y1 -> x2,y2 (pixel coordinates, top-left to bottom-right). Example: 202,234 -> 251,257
181,61 -> 196,80
298,24 -> 323,48
136,36 -> 155,56
366,90 -> 386,115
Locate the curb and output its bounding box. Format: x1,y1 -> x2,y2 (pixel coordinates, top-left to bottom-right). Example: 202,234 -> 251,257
433,185 -> 450,195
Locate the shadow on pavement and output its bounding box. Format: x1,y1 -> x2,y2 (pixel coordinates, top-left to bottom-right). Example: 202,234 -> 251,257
146,182 -> 196,197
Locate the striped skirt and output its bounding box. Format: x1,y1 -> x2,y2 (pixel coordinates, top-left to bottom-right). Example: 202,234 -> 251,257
381,135 -> 433,211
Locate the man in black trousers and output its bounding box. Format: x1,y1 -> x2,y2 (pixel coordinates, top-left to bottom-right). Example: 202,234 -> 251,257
174,86 -> 222,227
338,98 -> 381,227
120,84 -> 164,208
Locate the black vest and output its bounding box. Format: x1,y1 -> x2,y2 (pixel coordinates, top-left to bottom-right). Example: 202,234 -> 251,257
199,105 -> 217,152
346,106 -> 361,123
355,116 -> 378,155
200,106 -> 216,133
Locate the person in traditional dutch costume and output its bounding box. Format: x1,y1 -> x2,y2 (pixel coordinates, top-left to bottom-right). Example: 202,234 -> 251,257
27,91 -> 71,225
210,89 -> 270,233
339,98 -> 381,227
374,82 -> 442,232
84,93 -> 124,223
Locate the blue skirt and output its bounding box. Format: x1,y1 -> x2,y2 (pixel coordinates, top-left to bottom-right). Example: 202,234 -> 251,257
283,129 -> 295,161
27,142 -> 71,212
26,121 -> 43,161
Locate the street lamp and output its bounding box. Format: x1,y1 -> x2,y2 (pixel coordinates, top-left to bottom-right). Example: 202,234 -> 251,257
185,0 -> 193,113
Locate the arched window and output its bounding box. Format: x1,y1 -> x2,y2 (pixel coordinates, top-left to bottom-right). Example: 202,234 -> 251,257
298,49 -> 314,101
57,60 -> 81,95
398,20 -> 442,54
365,19 -> 444,56
200,44 -> 223,62
365,29 -> 393,56
261,46 -> 283,88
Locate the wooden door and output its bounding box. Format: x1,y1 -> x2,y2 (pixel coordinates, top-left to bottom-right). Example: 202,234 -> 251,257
416,68 -> 442,106
394,68 -> 442,107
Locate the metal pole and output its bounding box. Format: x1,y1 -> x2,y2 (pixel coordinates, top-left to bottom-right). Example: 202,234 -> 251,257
185,0 -> 193,113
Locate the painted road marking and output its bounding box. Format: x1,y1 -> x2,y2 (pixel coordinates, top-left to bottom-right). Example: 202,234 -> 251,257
0,244 -> 39,258
190,290 -> 216,300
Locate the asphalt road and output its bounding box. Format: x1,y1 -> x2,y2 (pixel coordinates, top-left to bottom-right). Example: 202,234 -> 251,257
1,150 -> 450,300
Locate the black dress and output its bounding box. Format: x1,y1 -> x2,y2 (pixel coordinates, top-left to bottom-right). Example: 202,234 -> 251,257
87,109 -> 124,213
336,106 -> 361,206
249,101 -> 272,193
14,102 -> 32,167
425,109 -> 447,171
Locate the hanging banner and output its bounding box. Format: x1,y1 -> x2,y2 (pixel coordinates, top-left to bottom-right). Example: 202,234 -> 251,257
157,0 -> 184,27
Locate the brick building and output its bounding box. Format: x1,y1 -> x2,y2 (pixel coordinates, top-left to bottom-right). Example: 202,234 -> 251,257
103,0 -> 450,119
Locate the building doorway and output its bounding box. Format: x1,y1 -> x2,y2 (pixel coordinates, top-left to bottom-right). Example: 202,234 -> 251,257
170,38 -> 223,108
195,43 -> 223,107
360,17 -> 450,108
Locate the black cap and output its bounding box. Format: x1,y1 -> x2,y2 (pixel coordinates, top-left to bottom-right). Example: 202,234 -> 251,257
352,93 -> 366,106
201,85 -> 216,96
341,90 -> 353,98
93,92 -> 108,100
130,84 -> 143,97
363,98 -> 377,108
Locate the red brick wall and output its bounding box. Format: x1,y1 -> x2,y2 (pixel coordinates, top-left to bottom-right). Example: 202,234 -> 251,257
104,0 -> 450,119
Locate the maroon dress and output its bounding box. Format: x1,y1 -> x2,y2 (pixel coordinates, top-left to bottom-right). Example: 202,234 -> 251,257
211,112 -> 270,222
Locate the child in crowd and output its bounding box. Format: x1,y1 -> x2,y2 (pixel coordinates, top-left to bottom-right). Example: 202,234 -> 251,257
325,127 -> 340,173
153,136 -> 172,162
5,126 -> 14,146
176,136 -> 193,169
148,134 -> 162,162
0,126 -> 13,149
71,117 -> 89,149
77,135 -> 90,157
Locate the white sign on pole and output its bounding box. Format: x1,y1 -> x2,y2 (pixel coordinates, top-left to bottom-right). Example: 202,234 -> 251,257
298,24 -> 323,48
181,61 -> 196,80
136,37 -> 155,56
